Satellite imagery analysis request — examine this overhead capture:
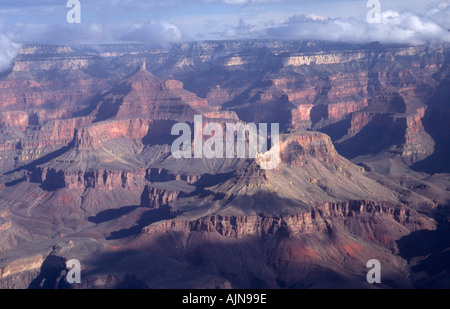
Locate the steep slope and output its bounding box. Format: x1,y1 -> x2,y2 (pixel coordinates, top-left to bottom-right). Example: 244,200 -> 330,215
91,64 -> 232,123
138,130 -> 435,289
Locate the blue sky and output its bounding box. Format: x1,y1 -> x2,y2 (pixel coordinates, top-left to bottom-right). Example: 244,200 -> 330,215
0,0 -> 449,46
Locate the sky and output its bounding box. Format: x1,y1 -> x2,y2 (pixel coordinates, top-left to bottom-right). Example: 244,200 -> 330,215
0,0 -> 450,71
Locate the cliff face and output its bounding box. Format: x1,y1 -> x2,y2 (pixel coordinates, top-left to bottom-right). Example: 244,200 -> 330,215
28,167 -> 147,191
141,184 -> 186,208
143,200 -> 433,244
74,118 -> 151,149
279,131 -> 339,164
0,41 -> 449,289
2,45 -> 114,113
158,43 -> 443,166
138,199 -> 434,289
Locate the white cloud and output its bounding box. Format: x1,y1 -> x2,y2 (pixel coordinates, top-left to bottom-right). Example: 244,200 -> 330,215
0,33 -> 19,73
7,23 -> 109,45
263,6 -> 450,45
1,1 -> 449,46
7,21 -> 182,46
117,21 -> 183,45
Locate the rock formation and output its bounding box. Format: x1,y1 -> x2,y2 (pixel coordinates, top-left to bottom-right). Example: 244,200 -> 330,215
0,41 -> 449,289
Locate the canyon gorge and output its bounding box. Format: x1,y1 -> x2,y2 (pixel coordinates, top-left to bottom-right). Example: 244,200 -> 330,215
0,40 -> 449,289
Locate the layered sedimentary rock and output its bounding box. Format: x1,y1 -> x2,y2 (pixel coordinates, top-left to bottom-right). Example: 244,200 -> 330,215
143,200 -> 432,242
0,41 -> 449,289
349,112 -> 375,135
0,254 -> 45,283
1,45 -> 114,113
92,66 -> 215,122
74,118 -> 151,149
28,167 -> 147,191
283,51 -> 366,66
141,184 -> 187,208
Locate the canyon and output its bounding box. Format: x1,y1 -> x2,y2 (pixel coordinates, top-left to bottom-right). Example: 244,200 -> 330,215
0,40 -> 449,289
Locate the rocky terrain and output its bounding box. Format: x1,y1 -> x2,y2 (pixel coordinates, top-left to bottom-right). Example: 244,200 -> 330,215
0,41 -> 449,289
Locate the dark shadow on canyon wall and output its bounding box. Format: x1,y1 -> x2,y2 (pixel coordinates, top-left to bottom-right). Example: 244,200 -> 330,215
396,206 -> 450,288
77,225 -> 397,289
88,205 -> 140,224
412,54 -> 450,174
106,206 -> 172,240
318,118 -> 351,142
6,144 -> 71,177
143,120 -> 178,146
334,115 -> 406,159
28,255 -> 72,289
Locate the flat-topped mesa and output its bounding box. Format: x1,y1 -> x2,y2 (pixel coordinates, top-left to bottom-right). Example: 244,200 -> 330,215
278,131 -> 339,166
17,45 -> 76,56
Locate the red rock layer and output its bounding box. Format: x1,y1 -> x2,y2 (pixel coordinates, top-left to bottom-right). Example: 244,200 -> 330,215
279,131 -> 338,165
141,185 -> 186,208
142,200 -> 434,243
75,118 -> 151,149
28,167 -> 146,190
94,69 -> 213,122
